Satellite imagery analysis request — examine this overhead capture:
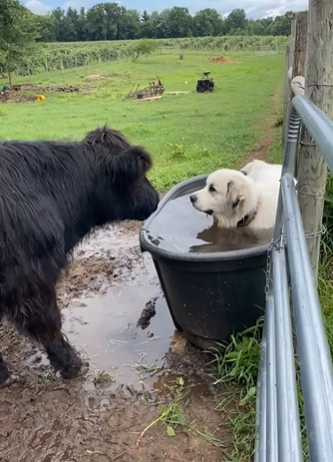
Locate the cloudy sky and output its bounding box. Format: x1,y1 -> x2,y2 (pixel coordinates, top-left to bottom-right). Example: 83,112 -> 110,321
24,0 -> 308,19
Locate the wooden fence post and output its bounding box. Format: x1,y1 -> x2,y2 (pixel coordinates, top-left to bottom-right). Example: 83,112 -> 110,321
292,12 -> 308,77
297,0 -> 333,278
283,13 -> 307,145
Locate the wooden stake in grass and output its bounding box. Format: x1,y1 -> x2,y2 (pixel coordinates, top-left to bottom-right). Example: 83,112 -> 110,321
297,0 -> 333,278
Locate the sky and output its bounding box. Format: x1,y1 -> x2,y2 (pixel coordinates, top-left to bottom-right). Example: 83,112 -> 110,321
24,0 -> 308,19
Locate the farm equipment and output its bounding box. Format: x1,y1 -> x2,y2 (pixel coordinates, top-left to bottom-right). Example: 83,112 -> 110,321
196,72 -> 215,93
128,78 -> 165,101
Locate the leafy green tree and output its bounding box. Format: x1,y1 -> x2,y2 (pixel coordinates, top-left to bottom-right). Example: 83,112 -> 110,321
193,9 -> 224,37
167,7 -> 193,38
26,3 -> 294,42
86,3 -> 134,41
150,10 -> 170,38
50,8 -> 65,41
128,39 -> 159,60
33,14 -> 57,42
86,4 -> 108,40
62,8 -> 79,41
104,3 -> 122,40
247,18 -> 273,36
77,8 -> 88,41
117,8 -> 140,40
0,0 -> 38,85
269,12 -> 292,36
140,10 -> 154,38
225,9 -> 247,34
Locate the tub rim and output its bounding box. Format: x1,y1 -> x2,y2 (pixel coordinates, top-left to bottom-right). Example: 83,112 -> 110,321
140,175 -> 271,263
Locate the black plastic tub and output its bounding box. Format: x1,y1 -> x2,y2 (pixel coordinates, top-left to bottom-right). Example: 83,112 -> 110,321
140,176 -> 269,348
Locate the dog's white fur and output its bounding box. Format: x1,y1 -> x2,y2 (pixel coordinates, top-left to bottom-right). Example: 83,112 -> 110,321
191,160 -> 282,229
241,159 -> 282,186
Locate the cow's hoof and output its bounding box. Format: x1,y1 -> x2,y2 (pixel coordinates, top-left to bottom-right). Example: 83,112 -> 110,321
0,372 -> 19,388
60,360 -> 89,380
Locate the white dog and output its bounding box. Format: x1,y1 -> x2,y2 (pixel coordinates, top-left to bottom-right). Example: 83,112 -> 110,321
190,161 -> 281,229
241,159 -> 282,186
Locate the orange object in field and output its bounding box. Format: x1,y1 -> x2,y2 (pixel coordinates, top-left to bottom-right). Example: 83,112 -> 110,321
36,95 -> 46,102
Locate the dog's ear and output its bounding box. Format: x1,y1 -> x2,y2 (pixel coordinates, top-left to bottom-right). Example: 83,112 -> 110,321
227,180 -> 245,209
109,146 -> 152,185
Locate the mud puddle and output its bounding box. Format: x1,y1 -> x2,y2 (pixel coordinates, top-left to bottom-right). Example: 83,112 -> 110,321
0,221 -> 232,461
25,221 -> 177,392
61,221 -> 176,391
63,289 -> 174,390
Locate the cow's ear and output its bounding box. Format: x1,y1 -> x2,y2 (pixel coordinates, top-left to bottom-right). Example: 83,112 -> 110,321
85,126 -> 108,145
109,146 -> 152,185
85,126 -> 130,154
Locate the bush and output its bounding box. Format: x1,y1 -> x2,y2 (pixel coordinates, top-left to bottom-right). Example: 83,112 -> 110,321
128,39 -> 160,61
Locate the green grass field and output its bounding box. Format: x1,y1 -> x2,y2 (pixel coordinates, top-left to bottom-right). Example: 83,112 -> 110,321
0,50 -> 284,190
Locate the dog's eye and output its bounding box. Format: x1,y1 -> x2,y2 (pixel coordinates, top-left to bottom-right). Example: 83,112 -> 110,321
232,198 -> 240,209
209,184 -> 216,193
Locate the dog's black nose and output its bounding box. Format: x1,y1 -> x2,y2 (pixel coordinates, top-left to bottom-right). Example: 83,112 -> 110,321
190,194 -> 197,204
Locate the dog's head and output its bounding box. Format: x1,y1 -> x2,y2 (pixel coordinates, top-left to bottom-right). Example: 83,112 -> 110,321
190,169 -> 259,228
85,126 -> 159,222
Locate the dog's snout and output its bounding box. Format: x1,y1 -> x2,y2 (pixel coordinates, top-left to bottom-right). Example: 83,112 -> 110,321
190,194 -> 197,204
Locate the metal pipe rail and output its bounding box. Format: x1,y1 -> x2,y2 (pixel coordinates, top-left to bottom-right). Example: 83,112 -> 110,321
255,95 -> 333,462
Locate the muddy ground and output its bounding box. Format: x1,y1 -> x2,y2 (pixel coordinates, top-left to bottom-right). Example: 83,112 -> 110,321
0,84 -> 89,103
0,221 -> 232,462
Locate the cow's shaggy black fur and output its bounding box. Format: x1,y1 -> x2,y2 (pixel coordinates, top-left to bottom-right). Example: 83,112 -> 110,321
0,127 -> 159,384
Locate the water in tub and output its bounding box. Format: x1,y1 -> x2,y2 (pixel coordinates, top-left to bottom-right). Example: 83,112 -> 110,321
146,193 -> 273,253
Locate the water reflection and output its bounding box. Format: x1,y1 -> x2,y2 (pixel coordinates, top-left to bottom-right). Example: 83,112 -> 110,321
146,193 -> 272,253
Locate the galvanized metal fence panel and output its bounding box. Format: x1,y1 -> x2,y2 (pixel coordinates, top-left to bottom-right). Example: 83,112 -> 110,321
255,95 -> 333,462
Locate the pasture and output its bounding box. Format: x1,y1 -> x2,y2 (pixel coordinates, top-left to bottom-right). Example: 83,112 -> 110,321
0,49 -> 284,191
3,46 -> 332,461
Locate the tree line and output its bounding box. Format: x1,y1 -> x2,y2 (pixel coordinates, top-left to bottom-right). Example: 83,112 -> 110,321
0,0 -> 291,85
35,5 -> 293,42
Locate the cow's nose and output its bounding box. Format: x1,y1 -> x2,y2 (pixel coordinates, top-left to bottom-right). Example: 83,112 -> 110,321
190,194 -> 197,204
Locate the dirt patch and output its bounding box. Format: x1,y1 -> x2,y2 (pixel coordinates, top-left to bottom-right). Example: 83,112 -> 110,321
0,84 -> 80,103
241,85 -> 283,168
16,84 -> 80,93
0,221 -> 232,461
85,74 -> 107,81
243,134 -> 275,164
210,56 -> 237,65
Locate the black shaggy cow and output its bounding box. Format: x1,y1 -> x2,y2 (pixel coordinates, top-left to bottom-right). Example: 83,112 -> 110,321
0,127 -> 159,385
